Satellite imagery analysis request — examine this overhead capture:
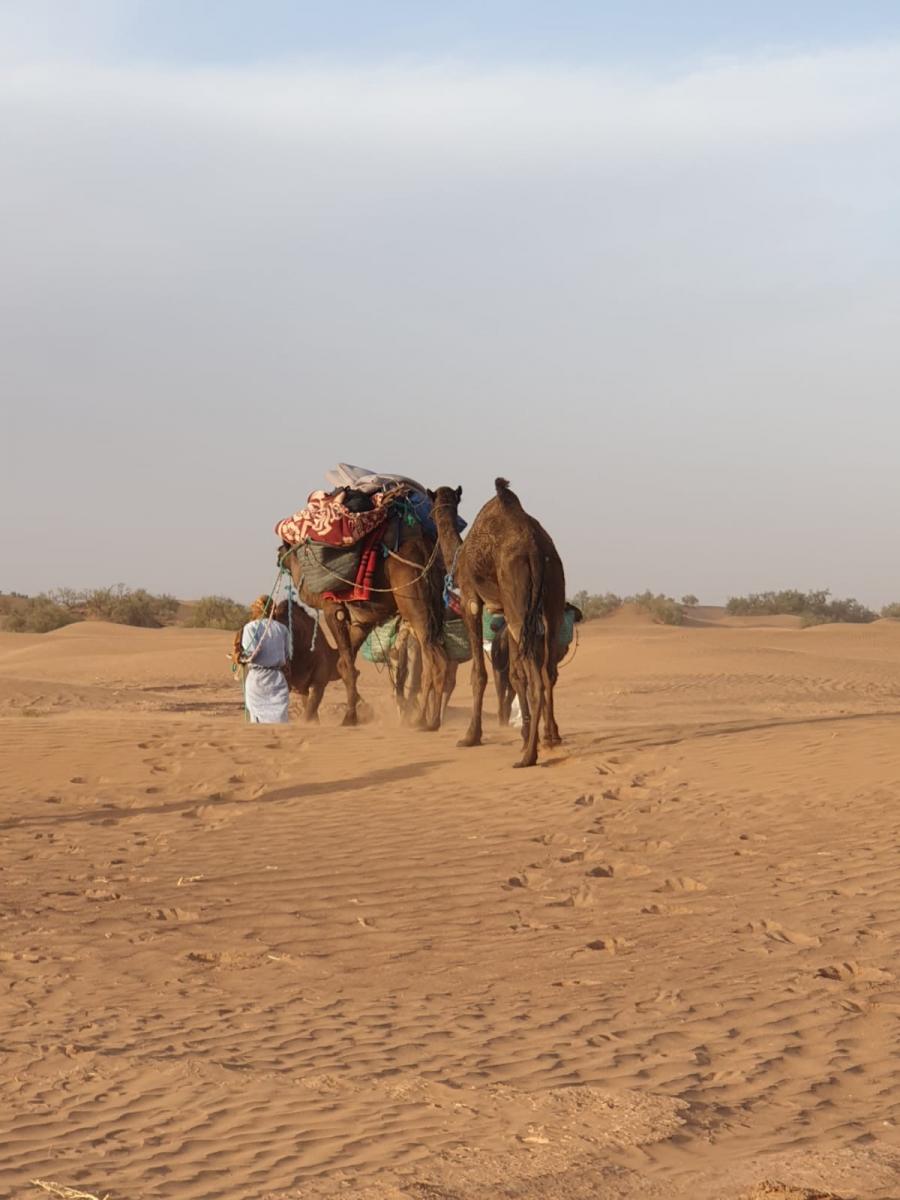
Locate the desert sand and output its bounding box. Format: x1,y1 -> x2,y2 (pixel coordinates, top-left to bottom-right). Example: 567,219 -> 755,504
3,613 -> 900,1199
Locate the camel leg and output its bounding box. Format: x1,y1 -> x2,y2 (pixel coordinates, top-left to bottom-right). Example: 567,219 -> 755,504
441,660 -> 458,722
304,679 -> 326,723
507,642 -> 530,743
541,650 -> 561,746
407,638 -> 425,724
418,638 -> 448,732
503,607 -> 542,767
514,656 -> 543,768
384,548 -> 446,731
490,641 -> 512,726
392,628 -> 411,718
493,663 -> 509,725
459,601 -> 487,747
327,605 -> 364,726
391,602 -> 446,731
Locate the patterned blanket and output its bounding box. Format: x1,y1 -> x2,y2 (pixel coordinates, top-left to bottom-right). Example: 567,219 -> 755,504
275,486 -> 403,548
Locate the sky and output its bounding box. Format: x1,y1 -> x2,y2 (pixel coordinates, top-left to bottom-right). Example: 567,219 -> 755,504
2,1 -> 900,606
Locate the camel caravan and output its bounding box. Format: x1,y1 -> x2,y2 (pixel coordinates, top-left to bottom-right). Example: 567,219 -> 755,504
251,464 -> 576,767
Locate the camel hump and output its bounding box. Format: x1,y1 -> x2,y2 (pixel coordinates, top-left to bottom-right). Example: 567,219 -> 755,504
494,477 -> 521,506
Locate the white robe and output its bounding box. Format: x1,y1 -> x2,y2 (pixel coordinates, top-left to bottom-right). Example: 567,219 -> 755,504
241,619 -> 290,724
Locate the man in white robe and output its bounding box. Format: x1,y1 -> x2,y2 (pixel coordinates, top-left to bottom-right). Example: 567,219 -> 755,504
240,595 -> 291,724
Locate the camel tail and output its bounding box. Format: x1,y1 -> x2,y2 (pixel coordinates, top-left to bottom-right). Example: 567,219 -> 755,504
521,548 -> 547,668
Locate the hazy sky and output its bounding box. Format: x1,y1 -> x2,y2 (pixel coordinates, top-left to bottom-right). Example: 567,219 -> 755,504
3,1 -> 900,605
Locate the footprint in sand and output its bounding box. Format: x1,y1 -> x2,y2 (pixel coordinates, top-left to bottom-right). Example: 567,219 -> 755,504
587,862 -> 651,879
550,884 -> 596,909
580,935 -> 632,955
507,870 -> 551,891
817,960 -> 893,983
748,919 -> 820,948
150,907 -> 200,922
658,876 -> 707,893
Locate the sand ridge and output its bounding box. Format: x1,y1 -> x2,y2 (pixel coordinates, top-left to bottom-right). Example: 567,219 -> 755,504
2,618 -> 900,1198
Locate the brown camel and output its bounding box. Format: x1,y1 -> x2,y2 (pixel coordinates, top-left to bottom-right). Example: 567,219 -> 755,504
429,479 -> 566,767
278,524 -> 448,730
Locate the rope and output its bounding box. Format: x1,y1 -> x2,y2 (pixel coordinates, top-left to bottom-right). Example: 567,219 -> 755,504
443,543 -> 462,607
558,623 -> 579,670
279,536 -> 439,596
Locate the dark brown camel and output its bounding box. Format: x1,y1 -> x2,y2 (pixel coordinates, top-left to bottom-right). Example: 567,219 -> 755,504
278,525 -> 448,730
230,602 -> 340,722
430,479 -> 566,767
274,601 -> 340,722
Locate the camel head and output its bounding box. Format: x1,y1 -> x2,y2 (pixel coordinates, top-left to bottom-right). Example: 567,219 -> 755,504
427,485 -> 463,509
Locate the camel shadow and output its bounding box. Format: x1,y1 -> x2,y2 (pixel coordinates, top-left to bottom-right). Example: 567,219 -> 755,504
0,759 -> 449,833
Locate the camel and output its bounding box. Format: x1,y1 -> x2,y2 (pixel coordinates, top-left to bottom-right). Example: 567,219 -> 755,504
429,479 -> 566,767
278,523 -> 448,730
391,619 -> 460,723
274,601 -> 340,722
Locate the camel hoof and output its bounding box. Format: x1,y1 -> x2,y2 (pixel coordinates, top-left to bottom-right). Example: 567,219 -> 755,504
341,712 -> 358,727
513,758 -> 537,769
457,735 -> 482,748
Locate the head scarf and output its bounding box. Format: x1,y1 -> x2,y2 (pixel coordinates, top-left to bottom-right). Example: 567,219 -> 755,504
250,594 -> 272,620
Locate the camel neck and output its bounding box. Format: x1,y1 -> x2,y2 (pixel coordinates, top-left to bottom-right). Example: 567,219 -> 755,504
432,506 -> 464,566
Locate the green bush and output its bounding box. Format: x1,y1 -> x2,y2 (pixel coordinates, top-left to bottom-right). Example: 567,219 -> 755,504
628,591 -> 685,626
681,594 -> 699,607
187,596 -> 251,630
881,602 -> 900,620
2,595 -> 77,633
569,590 -> 623,620
726,590 -> 876,625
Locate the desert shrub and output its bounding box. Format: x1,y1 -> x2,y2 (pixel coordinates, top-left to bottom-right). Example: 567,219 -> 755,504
826,597 -> 878,623
569,590 -> 623,620
187,596 -> 250,630
628,591 -> 685,626
47,587 -> 86,610
726,590 -> 876,625
681,594 -> 699,607
881,603 -> 900,620
82,585 -> 179,628
2,595 -> 77,633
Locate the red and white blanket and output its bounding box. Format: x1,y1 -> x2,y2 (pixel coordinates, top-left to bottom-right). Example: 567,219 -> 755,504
275,486 -> 403,548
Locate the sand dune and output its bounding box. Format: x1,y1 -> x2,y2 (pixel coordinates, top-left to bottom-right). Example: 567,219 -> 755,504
3,618 -> 900,1199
